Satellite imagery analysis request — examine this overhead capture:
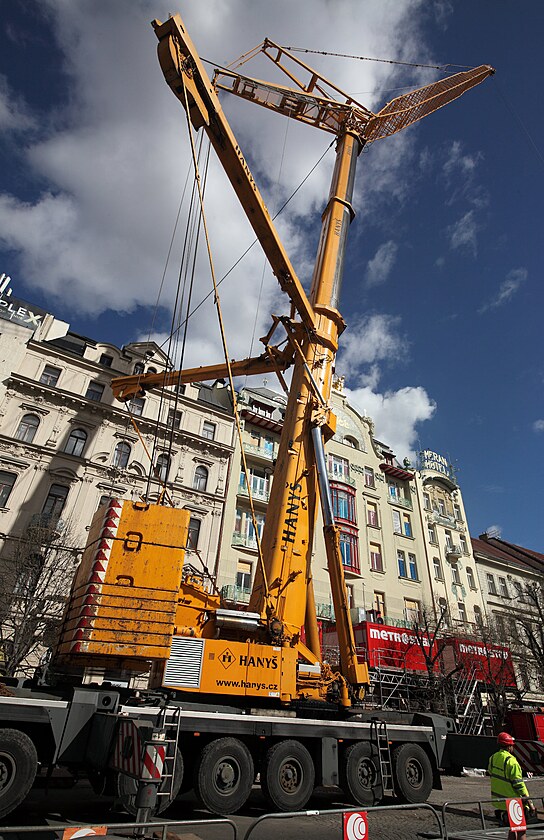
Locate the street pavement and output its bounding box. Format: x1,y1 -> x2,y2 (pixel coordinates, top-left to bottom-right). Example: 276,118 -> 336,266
3,774 -> 544,840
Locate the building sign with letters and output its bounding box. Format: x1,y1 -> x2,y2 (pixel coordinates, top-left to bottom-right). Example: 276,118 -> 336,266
0,272 -> 48,331
418,449 -> 457,484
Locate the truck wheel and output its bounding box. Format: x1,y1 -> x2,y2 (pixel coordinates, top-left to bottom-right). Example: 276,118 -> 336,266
392,743 -> 433,803
194,737 -> 254,815
116,747 -> 183,815
340,742 -> 382,806
261,740 -> 315,812
0,728 -> 38,819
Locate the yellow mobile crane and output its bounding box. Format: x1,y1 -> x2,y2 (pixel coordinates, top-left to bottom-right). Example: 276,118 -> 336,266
50,12 -> 493,815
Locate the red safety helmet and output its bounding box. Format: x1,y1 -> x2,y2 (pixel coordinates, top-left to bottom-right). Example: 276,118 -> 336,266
497,732 -> 515,747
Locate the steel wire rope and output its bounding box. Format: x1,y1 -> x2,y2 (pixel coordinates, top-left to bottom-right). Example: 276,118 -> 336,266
179,80 -> 272,605
155,138 -> 335,356
280,47 -> 474,73
493,79 -> 544,171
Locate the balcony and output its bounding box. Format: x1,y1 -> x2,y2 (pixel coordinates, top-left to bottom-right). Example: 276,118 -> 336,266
388,495 -> 412,510
446,544 -> 462,559
432,510 -> 456,527
243,442 -> 277,462
220,584 -> 251,605
237,483 -> 270,503
232,532 -> 258,550
316,602 -> 335,621
327,469 -> 356,488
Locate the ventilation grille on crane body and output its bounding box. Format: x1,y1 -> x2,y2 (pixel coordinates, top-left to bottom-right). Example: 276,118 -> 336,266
163,636 -> 205,688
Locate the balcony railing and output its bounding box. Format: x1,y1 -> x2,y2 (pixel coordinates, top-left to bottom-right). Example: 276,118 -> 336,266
446,544 -> 462,558
388,495 -> 412,510
327,469 -> 356,487
220,584 -> 251,604
316,602 -> 335,621
432,511 -> 456,527
232,532 -> 258,549
237,483 -> 270,503
242,442 -> 277,461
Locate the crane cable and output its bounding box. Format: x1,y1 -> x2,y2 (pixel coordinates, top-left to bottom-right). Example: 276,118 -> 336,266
180,81 -> 272,606
278,46 -> 474,73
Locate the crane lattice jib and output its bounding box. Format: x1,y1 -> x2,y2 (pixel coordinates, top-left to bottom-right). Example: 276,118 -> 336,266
215,64 -> 494,143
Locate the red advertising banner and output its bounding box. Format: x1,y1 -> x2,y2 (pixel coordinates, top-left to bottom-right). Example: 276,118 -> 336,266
445,637 -> 517,687
323,621 -> 437,672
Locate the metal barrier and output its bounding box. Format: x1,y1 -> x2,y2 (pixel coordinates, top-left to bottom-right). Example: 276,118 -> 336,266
241,802 -> 444,840
441,796 -> 544,840
0,817 -> 237,840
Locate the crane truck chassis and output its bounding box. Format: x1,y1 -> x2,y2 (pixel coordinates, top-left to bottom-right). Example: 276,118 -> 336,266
0,11 -> 492,824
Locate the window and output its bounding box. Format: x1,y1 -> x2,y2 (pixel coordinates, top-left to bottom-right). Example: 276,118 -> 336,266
187,517 -> 201,550
133,362 -> 145,375
494,612 -> 507,639
445,530 -> 453,551
64,428 -> 87,457
466,566 -> 476,589
42,484 -> 69,522
402,512 -> 412,537
193,465 -> 209,492
332,487 -> 356,523
202,421 -> 216,440
364,467 -> 375,488
454,503 -> 462,522
167,408 -> 183,430
40,365 -> 61,387
343,436 -> 358,449
339,528 -> 360,573
85,381 -> 105,402
398,550 -> 417,580
392,509 -> 401,534
366,501 -> 378,527
433,556 -> 443,580
408,553 -> 418,580
428,524 -> 437,544
474,605 -> 483,628
0,471 -> 16,507
236,560 -> 252,593
499,577 -> 509,598
156,454 -> 170,483
113,441 -> 131,469
346,584 -> 354,608
487,573 -> 498,596
369,542 -> 383,572
99,353 -> 113,367
129,396 -> 145,416
460,533 -> 468,555
458,602 -> 467,623
15,413 -> 40,443
438,597 -> 449,625
404,599 -> 421,624
438,498 -> 446,515
328,454 -> 350,481
451,563 -> 461,585
374,591 -> 386,620
147,366 -> 157,375
397,550 -> 407,578
98,494 -> 114,510
423,492 -> 431,511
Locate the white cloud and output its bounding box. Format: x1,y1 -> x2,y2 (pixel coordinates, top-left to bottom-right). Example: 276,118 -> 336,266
338,313 -> 406,376
364,240 -> 398,287
533,419 -> 544,434
345,384 -> 436,460
0,75 -> 36,132
447,209 -> 479,255
479,267 -> 527,313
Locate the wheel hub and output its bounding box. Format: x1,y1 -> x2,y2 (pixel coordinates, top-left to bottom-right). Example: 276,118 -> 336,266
357,759 -> 375,789
280,760 -> 301,793
406,759 -> 423,788
0,753 -> 15,794
216,759 -> 238,792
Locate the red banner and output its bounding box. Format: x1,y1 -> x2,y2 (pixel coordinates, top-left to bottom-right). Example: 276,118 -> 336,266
323,621 -> 437,672
445,637 -> 516,687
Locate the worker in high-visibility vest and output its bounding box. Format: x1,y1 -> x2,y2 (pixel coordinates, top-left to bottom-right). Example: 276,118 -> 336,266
488,731 -> 536,839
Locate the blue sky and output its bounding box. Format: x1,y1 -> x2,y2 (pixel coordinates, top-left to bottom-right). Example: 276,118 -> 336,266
0,1 -> 542,549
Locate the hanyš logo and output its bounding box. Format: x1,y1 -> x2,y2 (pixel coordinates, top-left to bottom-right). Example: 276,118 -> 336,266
219,648 -> 236,669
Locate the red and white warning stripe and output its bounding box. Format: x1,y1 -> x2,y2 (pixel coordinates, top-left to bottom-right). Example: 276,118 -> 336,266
112,719 -> 142,778
141,742 -> 166,780
69,499 -> 122,652
514,740 -> 544,775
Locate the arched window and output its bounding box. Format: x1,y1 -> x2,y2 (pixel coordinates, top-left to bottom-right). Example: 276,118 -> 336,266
133,362 -> 145,375
474,605 -> 483,628
64,428 -> 87,457
147,366 -> 157,374
113,441 -> 131,469
193,465 -> 208,492
156,453 -> 170,482
15,413 -> 40,443
343,435 -> 359,449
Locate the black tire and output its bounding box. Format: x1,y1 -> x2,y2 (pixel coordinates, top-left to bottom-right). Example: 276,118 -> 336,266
392,743 -> 433,803
0,728 -> 38,820
261,740 -> 315,812
340,741 -> 382,806
117,747 -> 183,815
194,737 -> 254,815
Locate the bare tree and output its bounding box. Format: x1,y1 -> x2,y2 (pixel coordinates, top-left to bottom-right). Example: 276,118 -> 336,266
0,519 -> 81,678
409,603 -> 459,712
513,581 -> 544,685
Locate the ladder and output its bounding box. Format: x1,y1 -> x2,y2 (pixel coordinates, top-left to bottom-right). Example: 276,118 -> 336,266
370,719 -> 394,796
156,706 -> 182,803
